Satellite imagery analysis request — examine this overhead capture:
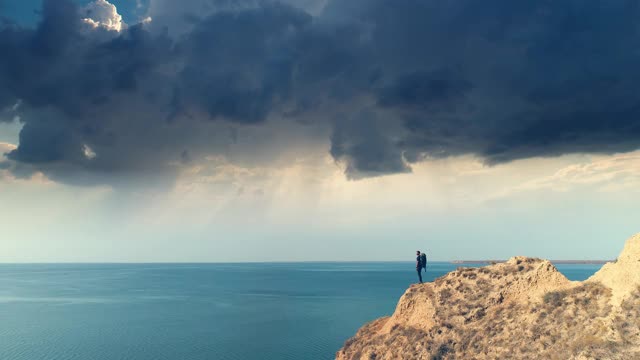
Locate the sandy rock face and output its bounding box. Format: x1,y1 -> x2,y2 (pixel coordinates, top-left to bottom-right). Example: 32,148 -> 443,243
589,233 -> 640,305
336,233 -> 640,360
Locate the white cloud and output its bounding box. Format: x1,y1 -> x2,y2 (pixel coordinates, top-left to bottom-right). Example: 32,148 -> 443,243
494,152 -> 640,197
1,142 -> 18,180
0,141 -> 17,154
82,0 -> 125,32
133,148 -> 640,229
82,144 -> 97,160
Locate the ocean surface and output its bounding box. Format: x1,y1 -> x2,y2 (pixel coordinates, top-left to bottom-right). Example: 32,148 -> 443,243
0,262 -> 602,360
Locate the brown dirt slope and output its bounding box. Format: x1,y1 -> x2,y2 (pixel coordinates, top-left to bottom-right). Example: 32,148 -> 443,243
336,233 -> 640,360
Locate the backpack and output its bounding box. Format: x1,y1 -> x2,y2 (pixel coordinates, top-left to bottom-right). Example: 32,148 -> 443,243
420,253 -> 427,270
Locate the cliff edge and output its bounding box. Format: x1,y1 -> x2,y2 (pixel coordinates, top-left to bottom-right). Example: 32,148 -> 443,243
336,233 -> 640,360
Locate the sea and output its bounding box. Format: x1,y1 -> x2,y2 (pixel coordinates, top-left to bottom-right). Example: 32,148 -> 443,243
0,262 -> 602,360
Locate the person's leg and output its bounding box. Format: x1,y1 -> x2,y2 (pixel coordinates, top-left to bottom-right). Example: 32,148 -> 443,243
417,269 -> 423,283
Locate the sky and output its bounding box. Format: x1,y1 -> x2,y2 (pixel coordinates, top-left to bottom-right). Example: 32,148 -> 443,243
0,0 -> 639,262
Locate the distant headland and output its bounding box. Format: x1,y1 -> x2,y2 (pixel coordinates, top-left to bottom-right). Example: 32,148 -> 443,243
451,259 -> 612,265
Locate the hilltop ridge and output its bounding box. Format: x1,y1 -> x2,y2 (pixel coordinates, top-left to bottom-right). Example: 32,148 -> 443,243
336,233 -> 640,360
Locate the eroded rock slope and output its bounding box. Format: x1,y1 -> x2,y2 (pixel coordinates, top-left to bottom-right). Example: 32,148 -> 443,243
336,234 -> 640,360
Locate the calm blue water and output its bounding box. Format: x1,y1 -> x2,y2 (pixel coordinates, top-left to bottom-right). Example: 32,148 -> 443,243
0,262 -> 601,360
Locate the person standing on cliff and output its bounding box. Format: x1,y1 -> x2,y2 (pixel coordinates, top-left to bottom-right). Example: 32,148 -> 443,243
416,251 -> 423,283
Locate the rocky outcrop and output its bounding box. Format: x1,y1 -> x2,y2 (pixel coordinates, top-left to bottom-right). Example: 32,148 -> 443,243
588,233 -> 640,306
336,233 -> 640,360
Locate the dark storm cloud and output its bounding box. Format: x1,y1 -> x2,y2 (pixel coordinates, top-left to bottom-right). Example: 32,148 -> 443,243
330,111 -> 410,178
342,0 -> 640,166
2,0 -> 640,184
377,69 -> 473,112
173,3 -> 312,123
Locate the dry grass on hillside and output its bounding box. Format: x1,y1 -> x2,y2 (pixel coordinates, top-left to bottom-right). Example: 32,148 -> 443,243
337,261 -> 639,360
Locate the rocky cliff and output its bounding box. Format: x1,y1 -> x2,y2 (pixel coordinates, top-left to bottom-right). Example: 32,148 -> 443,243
336,233 -> 640,360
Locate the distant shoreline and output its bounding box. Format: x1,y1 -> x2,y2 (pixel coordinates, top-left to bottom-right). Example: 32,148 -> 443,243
451,260 -> 613,265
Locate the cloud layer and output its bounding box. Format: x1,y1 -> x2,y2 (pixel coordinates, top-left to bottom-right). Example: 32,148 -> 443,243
2,0 -> 640,184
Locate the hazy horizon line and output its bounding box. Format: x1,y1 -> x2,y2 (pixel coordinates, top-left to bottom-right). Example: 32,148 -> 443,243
0,259 -> 614,265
